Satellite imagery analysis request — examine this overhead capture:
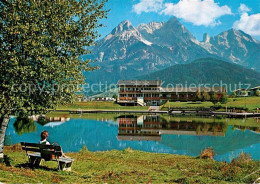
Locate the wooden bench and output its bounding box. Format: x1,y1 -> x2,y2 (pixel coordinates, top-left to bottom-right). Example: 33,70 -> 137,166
21,142 -> 74,171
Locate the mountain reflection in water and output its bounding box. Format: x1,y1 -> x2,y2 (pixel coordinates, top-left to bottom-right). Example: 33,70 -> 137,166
5,115 -> 260,162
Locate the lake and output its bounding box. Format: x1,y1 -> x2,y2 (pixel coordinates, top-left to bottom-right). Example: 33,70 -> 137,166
5,114 -> 260,162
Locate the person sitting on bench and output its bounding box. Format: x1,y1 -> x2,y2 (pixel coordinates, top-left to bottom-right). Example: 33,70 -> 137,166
40,131 -> 50,145
40,130 -> 68,158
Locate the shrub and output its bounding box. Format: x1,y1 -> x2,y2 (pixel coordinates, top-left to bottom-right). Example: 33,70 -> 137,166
80,145 -> 89,153
220,162 -> 239,181
221,92 -> 228,104
199,147 -> 215,159
212,104 -> 222,110
231,92 -> 237,98
256,91 -> 260,97
112,94 -> 118,99
231,152 -> 252,166
219,152 -> 256,182
122,147 -> 134,153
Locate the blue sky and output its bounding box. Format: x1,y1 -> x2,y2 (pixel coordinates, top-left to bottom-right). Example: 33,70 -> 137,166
98,0 -> 260,41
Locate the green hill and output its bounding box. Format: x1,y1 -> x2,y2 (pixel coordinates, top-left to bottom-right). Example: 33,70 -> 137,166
137,58 -> 260,91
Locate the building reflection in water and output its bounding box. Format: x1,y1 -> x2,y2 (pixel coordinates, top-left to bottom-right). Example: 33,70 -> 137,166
117,115 -> 227,141
31,115 -> 70,127
43,116 -> 71,127
117,115 -> 162,141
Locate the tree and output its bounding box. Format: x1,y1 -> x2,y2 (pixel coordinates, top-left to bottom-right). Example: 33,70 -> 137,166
211,92 -> 219,104
0,0 -> 107,157
196,91 -> 202,101
241,91 -> 248,96
112,94 -> 118,100
202,91 -> 210,101
221,92 -> 228,104
231,91 -> 237,98
256,90 -> 260,97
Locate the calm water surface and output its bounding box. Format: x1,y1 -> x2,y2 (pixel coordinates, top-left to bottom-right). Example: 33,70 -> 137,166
5,114 -> 260,162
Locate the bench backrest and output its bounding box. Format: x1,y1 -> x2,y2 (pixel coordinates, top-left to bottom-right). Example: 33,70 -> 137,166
21,142 -> 63,157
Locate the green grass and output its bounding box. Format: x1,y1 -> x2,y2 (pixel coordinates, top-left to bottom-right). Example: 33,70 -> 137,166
160,97 -> 260,112
225,97 -> 260,112
1,147 -> 260,183
57,101 -> 149,111
160,101 -> 214,110
56,97 -> 260,113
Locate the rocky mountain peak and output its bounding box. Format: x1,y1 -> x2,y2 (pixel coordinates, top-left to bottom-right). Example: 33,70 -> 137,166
215,28 -> 258,45
223,29 -> 242,38
151,17 -> 196,45
137,21 -> 164,34
111,20 -> 136,35
148,21 -> 164,28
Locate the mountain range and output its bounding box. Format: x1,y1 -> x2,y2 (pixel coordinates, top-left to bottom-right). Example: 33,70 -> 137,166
84,17 -> 260,94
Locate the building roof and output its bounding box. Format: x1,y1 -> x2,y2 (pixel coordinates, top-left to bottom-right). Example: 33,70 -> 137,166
160,87 -> 226,93
117,80 -> 226,92
233,88 -> 250,92
117,80 -> 162,86
250,86 -> 260,90
234,86 -> 260,92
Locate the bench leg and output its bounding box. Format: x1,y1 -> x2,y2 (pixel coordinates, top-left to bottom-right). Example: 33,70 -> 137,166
58,161 -> 72,171
29,156 -> 41,167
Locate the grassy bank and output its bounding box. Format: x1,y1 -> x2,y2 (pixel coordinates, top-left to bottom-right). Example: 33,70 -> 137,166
1,146 -> 260,183
160,101 -> 214,110
160,97 -> 260,112
56,97 -> 260,113
225,97 -> 260,112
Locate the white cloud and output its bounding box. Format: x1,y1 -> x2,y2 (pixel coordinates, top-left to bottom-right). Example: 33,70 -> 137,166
238,4 -> 251,13
233,13 -> 260,36
160,0 -> 232,27
132,0 -> 163,14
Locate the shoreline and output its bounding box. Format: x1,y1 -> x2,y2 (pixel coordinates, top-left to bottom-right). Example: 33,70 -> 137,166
55,109 -> 260,118
54,97 -> 260,118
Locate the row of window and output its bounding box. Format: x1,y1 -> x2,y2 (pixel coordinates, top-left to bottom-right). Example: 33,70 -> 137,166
119,94 -> 195,98
161,94 -> 195,98
120,94 -> 160,97
120,88 -> 158,91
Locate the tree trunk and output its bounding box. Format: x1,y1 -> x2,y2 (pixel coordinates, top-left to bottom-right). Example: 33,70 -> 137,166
0,114 -> 10,158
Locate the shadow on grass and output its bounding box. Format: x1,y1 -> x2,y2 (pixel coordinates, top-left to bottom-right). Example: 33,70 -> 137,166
15,162 -> 58,171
